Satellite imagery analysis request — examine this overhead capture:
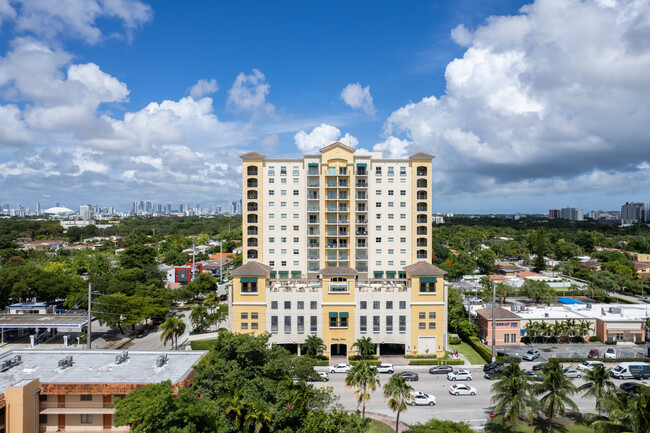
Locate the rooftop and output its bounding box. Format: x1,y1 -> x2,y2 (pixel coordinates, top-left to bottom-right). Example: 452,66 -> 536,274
403,261 -> 446,276
0,350 -> 207,394
476,307 -> 522,320
0,314 -> 88,329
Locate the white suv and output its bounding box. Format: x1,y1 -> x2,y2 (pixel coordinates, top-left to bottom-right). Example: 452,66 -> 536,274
410,391 -> 436,406
523,349 -> 540,361
447,370 -> 473,381
376,363 -> 394,373
604,348 -> 617,359
577,360 -> 605,371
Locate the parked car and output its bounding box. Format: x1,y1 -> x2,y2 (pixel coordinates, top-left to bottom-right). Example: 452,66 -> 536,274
620,382 -> 640,396
484,367 -> 503,380
604,348 -> 617,359
523,349 -> 540,361
449,384 -> 477,396
329,363 -> 352,373
523,371 -> 543,381
643,296 -> 650,304
448,370 -> 473,381
409,391 -> 437,406
376,363 -> 394,373
563,368 -> 582,379
588,349 -> 600,359
576,360 -> 605,371
429,365 -> 454,375
532,363 -> 547,371
610,362 -> 650,380
483,361 -> 505,372
317,372 -> 329,382
395,371 -> 419,381
135,328 -> 148,338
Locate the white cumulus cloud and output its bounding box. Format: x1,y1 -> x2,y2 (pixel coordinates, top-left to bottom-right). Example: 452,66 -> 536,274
227,68 -> 274,115
341,82 -> 375,116
373,136 -> 411,159
189,78 -> 218,98
294,123 -> 358,154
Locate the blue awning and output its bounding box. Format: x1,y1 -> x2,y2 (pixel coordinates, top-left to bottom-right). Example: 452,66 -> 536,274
558,297 -> 584,305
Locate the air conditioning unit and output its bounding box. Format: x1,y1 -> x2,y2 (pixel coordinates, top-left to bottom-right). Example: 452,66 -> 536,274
544,313 -> 549,317
156,354 -> 168,368
0,360 -> 12,372
115,351 -> 129,365
58,355 -> 74,369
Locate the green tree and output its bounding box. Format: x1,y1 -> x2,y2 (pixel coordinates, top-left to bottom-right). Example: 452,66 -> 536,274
185,272 -> 218,299
532,228 -> 547,272
457,320 -> 479,341
408,419 -> 475,433
593,384 -> 650,433
159,314 -> 186,350
190,304 -> 211,333
345,360 -> 380,419
534,361 -> 579,433
302,334 -> 326,357
119,244 -> 157,269
577,364 -> 615,414
490,363 -> 536,433
476,248 -> 497,274
383,375 -> 413,433
353,336 -> 376,359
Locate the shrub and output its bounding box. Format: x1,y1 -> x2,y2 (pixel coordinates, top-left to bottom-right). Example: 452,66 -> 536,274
497,356 -> 521,363
635,340 -> 646,345
570,336 -> 585,343
350,359 -> 381,366
348,354 -> 379,361
409,359 -> 465,366
468,336 -> 492,363
520,336 -> 530,344
306,354 -> 329,361
552,357 -> 642,363
449,337 -> 462,345
404,354 -> 437,359
589,336 -> 600,342
308,359 -> 330,366
605,340 -> 617,345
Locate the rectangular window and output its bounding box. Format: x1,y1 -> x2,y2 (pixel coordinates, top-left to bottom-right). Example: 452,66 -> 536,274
310,301 -> 317,309
428,322 -> 436,329
297,316 -> 304,333
281,166 -> 287,175
400,190 -> 406,195
281,190 -> 287,196
376,237 -> 381,243
269,190 -> 275,196
419,322 -> 426,329
388,167 -> 394,176
81,414 -> 93,424
271,301 -> 278,310
388,202 -> 394,207
310,316 -> 317,333
284,301 -> 291,309
297,301 -> 304,310
251,322 -> 258,329
420,279 -> 437,293
241,281 -> 258,293
373,316 -> 380,332
399,315 -> 406,332
376,202 -> 381,208
429,312 -> 436,319
39,394 -> 48,402
419,312 -> 425,319
293,190 -> 299,196
284,316 -> 291,333
360,316 -> 367,332
241,322 -> 248,330
386,301 -> 393,309
251,312 -> 258,319
399,301 -> 406,309
504,334 -> 510,343
241,312 -> 248,320
360,301 -> 367,310
271,316 -> 278,333
373,301 -> 380,309
388,190 -> 394,196
39,414 -> 48,424
511,333 -> 517,343
400,202 -> 406,207
386,316 -> 393,332
400,167 -> 406,176
80,394 -> 92,401
293,167 -> 299,176
400,214 -> 406,219
376,167 -> 382,175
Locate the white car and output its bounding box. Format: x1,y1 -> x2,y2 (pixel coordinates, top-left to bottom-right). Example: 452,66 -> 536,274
409,391 -> 436,406
523,349 -> 540,361
604,348 -> 617,359
564,368 -> 582,378
447,370 -> 473,381
328,363 -> 352,373
576,360 -> 605,371
376,363 -> 394,373
449,384 -> 477,396
318,372 -> 329,381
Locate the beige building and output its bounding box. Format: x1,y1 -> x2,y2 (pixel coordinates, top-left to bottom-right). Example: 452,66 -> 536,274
0,350 -> 205,433
231,142 -> 447,358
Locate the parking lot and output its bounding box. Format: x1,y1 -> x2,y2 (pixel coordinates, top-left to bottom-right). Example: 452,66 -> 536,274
493,343 -> 649,360
313,363 -> 637,427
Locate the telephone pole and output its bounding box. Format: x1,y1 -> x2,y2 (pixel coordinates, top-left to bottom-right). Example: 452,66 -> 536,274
87,283 -> 92,350
491,278 -> 496,362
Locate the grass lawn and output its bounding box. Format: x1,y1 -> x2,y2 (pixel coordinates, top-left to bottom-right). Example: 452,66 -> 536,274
368,419 -> 394,433
451,341 -> 485,365
488,415 -> 594,433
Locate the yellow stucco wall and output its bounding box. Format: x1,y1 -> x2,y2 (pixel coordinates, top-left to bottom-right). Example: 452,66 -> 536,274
5,378 -> 39,433
410,159 -> 432,263
242,159 -> 264,265
408,276 -> 445,356
231,276 -> 268,335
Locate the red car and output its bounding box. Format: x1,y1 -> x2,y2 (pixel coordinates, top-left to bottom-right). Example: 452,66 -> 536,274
588,349 -> 600,359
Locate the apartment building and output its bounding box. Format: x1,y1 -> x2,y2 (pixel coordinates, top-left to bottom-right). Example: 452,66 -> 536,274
0,350 -> 205,433
232,142 -> 446,358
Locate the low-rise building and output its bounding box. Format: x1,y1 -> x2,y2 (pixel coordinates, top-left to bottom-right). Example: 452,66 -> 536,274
475,307 -> 522,345
0,350 -> 206,433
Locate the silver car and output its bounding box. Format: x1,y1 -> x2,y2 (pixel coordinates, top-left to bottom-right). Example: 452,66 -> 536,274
563,368 -> 582,378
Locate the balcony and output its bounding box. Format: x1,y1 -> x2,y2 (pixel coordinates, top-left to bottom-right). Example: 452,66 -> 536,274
356,181 -> 368,188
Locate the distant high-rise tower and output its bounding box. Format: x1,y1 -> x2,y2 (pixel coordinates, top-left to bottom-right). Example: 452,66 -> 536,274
79,205 -> 93,220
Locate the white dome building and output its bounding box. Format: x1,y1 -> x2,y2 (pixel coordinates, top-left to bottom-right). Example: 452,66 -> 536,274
43,206 -> 75,217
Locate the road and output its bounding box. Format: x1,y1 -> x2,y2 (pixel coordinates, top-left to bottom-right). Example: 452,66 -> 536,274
315,365 -> 646,428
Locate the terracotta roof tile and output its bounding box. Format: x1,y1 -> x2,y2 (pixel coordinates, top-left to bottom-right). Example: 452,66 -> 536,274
408,152 -> 435,160
403,261 -> 446,276
476,307 -> 521,320
239,151 -> 266,159
318,266 -> 358,276
231,261 -> 273,276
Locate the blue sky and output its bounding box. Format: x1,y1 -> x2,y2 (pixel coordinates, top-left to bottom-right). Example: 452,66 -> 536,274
1,0 -> 650,214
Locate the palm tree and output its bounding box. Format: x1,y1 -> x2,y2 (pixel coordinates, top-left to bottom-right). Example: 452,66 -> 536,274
594,384 -> 650,433
345,360 -> 380,419
490,363 -> 537,433
243,402 -> 273,433
203,291 -> 220,313
159,314 -> 186,350
383,374 -> 413,433
578,320 -> 592,341
353,336 -> 376,359
221,389 -> 250,431
189,304 -> 209,333
534,361 -> 579,433
578,364 -> 615,415
496,282 -> 510,305
301,334 -> 325,357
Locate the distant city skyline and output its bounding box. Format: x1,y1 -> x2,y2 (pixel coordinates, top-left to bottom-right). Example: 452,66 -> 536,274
1,2 -> 650,212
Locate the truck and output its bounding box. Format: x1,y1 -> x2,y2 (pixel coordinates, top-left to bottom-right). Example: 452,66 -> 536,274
610,362 -> 650,380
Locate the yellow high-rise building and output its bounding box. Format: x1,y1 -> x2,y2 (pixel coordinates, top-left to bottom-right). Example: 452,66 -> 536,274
232,141 -> 447,358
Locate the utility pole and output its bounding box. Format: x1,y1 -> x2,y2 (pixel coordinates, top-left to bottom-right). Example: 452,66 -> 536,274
87,283 -> 92,350
220,241 -> 223,283
491,278 -> 496,362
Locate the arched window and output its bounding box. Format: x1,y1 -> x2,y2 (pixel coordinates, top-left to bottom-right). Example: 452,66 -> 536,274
247,238 -> 258,247
417,191 -> 427,200
416,226 -> 427,235
247,249 -> 258,259
247,227 -> 258,235
417,215 -> 427,224
247,179 -> 258,188
247,166 -> 258,176
416,238 -> 428,247
416,166 -> 427,176
247,203 -> 258,212
416,249 -> 427,259
247,215 -> 258,223
417,179 -> 427,188
247,191 -> 258,200
417,203 -> 427,212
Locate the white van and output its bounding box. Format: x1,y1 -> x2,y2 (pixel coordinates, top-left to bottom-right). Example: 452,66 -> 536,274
610,362 -> 650,379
